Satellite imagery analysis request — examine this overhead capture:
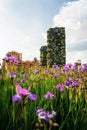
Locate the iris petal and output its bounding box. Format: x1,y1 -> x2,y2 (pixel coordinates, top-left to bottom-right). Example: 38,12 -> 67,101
12,94 -> 22,102
28,94 -> 37,101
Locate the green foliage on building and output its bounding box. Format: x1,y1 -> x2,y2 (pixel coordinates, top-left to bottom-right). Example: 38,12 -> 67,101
47,27 -> 66,67
40,46 -> 47,66
40,27 -> 66,67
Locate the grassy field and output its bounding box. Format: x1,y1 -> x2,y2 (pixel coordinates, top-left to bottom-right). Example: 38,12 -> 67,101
0,60 -> 87,130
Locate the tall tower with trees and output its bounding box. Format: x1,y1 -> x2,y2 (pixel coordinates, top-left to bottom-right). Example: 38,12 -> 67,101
40,27 -> 66,67
40,46 -> 47,66
47,27 -> 66,67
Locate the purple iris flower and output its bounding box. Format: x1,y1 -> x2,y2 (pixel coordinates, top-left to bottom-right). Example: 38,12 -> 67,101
17,85 -> 30,96
28,94 -> 37,101
12,94 -> 22,102
57,84 -> 65,92
72,65 -> 78,72
52,64 -> 58,68
3,55 -> 19,64
23,73 -> 29,78
65,80 -> 71,86
36,108 -> 56,121
65,78 -> 73,87
10,72 -> 16,78
52,64 -> 60,71
12,85 -> 37,102
2,56 -> 10,62
63,65 -> 70,72
67,63 -> 73,68
10,56 -> 19,64
45,69 -> 50,74
65,78 -> 80,88
43,91 -> 55,100
81,64 -> 87,72
71,81 -> 80,88
33,70 -> 39,74
19,79 -> 25,83
55,66 -> 60,71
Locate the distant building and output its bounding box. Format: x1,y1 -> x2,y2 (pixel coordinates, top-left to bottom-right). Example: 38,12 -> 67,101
40,27 -> 66,67
2,51 -> 40,74
75,60 -> 81,66
6,51 -> 22,61
47,27 -> 66,67
40,46 -> 47,66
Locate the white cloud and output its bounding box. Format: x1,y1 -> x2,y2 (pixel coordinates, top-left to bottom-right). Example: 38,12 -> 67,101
0,0 -> 41,63
53,0 -> 87,63
67,50 -> 87,63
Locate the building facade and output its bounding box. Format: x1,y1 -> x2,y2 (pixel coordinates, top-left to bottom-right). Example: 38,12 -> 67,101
47,27 -> 66,67
40,27 -> 66,67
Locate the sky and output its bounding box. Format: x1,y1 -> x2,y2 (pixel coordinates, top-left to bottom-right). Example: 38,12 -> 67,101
0,0 -> 87,64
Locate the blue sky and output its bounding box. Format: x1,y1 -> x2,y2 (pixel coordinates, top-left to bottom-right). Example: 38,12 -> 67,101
0,0 -> 87,64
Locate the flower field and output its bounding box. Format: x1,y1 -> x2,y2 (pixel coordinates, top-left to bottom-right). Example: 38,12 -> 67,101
0,56 -> 87,130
